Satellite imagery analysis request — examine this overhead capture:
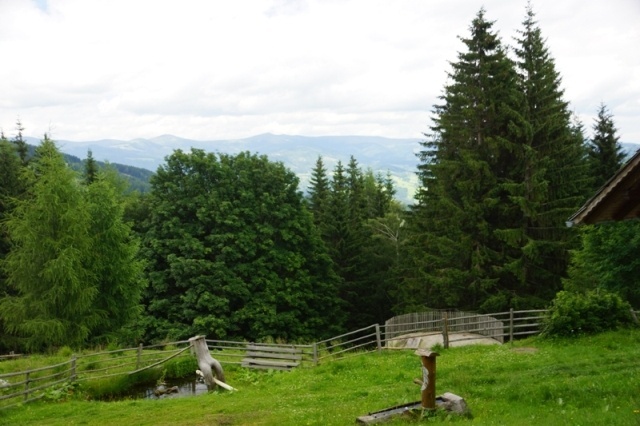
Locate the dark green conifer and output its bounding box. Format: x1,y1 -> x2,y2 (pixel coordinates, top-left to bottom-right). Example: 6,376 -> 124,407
84,149 -> 99,184
509,6 -> 591,308
587,103 -> 625,190
408,9 -> 527,311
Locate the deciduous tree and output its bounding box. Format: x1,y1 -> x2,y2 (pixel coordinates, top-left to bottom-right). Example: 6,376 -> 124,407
141,150 -> 343,342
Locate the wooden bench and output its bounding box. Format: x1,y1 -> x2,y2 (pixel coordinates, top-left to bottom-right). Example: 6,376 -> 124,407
241,344 -> 302,371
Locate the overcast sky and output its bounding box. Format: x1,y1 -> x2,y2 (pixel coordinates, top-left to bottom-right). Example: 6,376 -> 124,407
1,0 -> 639,143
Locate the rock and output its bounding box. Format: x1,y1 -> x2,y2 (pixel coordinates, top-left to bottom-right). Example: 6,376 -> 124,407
439,392 -> 470,416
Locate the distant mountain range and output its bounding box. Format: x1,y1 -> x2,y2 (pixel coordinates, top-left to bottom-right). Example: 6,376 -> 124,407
25,134 -> 640,205
27,133 -> 424,204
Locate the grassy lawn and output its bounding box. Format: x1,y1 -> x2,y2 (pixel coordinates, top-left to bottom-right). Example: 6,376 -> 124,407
1,328 -> 639,425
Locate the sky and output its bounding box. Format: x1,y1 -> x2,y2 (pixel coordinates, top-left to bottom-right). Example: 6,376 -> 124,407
1,0 -> 639,143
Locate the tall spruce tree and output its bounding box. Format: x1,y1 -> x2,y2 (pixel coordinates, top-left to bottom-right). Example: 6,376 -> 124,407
509,6 -> 591,309
84,149 -> 99,185
307,156 -> 331,230
312,157 -> 398,328
407,9 -> 527,311
12,119 -> 29,165
587,103 -> 625,190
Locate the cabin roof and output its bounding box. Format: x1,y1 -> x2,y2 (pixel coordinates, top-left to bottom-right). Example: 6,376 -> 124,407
568,150 -> 640,226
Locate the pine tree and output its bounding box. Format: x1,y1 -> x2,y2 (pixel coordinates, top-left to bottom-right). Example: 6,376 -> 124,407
12,119 -> 29,165
0,136 -> 98,350
0,135 -> 24,351
509,6 -> 591,308
83,167 -> 146,344
308,156 -> 400,328
307,156 -> 331,229
407,9 -> 527,311
84,149 -> 99,185
587,103 -> 625,190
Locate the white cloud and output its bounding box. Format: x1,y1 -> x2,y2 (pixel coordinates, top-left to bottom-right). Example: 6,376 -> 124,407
0,0 -> 639,142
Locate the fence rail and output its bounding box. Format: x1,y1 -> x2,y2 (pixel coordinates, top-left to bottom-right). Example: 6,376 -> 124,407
1,308 -> 637,409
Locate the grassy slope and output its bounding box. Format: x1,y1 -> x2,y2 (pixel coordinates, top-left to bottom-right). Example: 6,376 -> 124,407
1,329 -> 639,425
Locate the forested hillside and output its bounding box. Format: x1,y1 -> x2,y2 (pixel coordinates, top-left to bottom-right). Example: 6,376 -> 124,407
1,5 -> 638,353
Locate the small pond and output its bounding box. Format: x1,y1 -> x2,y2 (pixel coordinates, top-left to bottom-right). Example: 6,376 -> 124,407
126,376 -> 210,400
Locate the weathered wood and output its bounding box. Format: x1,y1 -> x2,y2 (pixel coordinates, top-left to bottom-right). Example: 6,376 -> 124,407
241,344 -> 303,370
245,351 -> 302,361
245,344 -> 302,354
415,349 -> 439,410
213,377 -> 237,391
189,335 -> 226,390
242,358 -> 299,367
241,363 -> 294,371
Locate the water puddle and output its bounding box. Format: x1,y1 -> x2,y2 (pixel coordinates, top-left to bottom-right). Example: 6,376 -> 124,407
128,376 -> 210,400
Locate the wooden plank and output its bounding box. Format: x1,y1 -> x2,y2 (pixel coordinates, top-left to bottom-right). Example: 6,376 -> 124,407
241,358 -> 299,368
241,363 -> 291,371
245,345 -> 301,354
245,351 -> 302,361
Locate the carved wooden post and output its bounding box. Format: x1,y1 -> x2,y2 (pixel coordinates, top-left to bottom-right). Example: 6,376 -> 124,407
189,335 -> 226,390
415,349 -> 439,410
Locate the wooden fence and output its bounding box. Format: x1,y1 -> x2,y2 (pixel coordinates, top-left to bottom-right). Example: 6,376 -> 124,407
384,310 -> 505,342
0,340 -> 194,410
1,308 -> 637,409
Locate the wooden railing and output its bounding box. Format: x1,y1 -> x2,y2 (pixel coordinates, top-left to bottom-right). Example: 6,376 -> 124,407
1,308 -> 637,409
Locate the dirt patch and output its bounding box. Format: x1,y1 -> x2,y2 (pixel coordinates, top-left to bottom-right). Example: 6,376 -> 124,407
386,331 -> 501,350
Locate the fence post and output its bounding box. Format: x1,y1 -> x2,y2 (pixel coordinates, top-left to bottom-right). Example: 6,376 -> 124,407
70,356 -> 77,381
375,324 -> 382,352
24,371 -> 30,402
442,312 -> 449,349
313,342 -> 318,366
136,343 -> 143,369
509,308 -> 514,345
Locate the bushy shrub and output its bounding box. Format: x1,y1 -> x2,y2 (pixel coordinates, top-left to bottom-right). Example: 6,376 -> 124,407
542,290 -> 633,337
163,356 -> 198,379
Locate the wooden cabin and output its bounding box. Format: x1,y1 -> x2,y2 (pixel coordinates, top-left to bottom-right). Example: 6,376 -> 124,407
568,150 -> 640,226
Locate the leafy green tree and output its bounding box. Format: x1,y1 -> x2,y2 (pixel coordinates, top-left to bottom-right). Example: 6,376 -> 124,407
564,221 -> 640,308
141,150 -> 343,342
0,136 -> 98,350
587,103 -> 625,190
407,9 -> 527,311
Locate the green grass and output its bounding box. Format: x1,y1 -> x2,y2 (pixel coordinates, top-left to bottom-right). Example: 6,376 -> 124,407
1,328 -> 639,425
